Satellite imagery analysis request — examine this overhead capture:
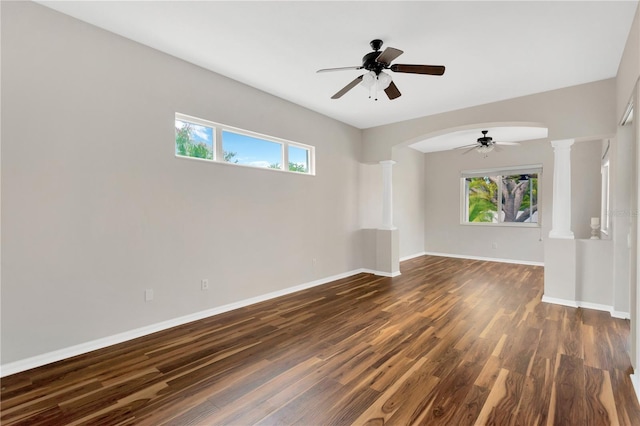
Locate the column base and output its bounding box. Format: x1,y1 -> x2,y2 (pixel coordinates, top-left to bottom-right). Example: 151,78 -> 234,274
544,238 -> 577,301
376,228 -> 400,277
548,230 -> 575,239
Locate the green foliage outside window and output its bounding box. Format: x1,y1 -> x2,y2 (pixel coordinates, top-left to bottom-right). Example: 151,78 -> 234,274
466,174 -> 538,223
467,177 -> 498,222
268,162 -> 309,173
175,121 -> 213,160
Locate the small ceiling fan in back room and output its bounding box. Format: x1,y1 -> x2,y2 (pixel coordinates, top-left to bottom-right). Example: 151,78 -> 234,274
457,130 -> 521,156
317,39 -> 446,101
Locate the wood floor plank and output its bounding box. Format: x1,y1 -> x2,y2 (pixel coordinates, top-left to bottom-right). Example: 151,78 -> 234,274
419,343 -> 489,425
610,367 -> 640,425
584,365 -> 617,425
449,384 -> 491,426
515,355 -> 555,426
484,369 -> 526,425
554,354 -> 586,425
501,326 -> 541,375
560,308 -> 585,359
352,356 -> 432,424
2,256 -> 639,425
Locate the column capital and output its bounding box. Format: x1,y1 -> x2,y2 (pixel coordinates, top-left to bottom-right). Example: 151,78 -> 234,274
551,139 -> 575,149
379,160 -> 396,166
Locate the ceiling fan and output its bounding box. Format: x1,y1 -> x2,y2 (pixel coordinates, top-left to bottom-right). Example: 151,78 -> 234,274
458,130 -> 520,155
317,39 -> 445,101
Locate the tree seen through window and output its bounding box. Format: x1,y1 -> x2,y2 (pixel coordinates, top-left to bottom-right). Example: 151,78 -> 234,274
465,174 -> 538,223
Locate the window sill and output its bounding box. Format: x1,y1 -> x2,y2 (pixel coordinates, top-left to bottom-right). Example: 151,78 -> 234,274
460,222 -> 541,228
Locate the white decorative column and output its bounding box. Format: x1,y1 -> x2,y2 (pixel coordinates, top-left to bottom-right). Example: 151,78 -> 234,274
376,160 -> 400,277
549,139 -> 575,239
380,160 -> 396,230
543,139 -> 577,307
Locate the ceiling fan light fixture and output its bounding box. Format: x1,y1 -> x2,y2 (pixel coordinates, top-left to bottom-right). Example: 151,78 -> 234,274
361,71 -> 376,89
360,71 -> 392,90
377,71 -> 392,90
360,71 -> 392,101
477,144 -> 494,154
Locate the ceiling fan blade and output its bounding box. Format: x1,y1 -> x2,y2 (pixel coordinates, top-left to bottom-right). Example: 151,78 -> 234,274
376,47 -> 404,65
390,64 -> 446,75
317,66 -> 363,73
331,75 -> 364,99
495,141 -> 520,146
461,146 -> 478,155
455,144 -> 479,150
384,81 -> 401,100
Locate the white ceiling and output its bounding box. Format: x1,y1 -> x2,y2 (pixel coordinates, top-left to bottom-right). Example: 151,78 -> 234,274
38,1 -> 638,130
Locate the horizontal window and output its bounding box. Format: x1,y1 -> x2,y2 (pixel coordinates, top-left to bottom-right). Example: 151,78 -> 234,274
175,113 -> 314,175
461,165 -> 541,226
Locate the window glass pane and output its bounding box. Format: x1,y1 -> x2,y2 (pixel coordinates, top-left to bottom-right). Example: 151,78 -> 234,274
462,167 -> 540,226
466,177 -> 498,222
175,119 -> 214,160
501,174 -> 538,223
222,130 -> 283,169
288,145 -> 310,173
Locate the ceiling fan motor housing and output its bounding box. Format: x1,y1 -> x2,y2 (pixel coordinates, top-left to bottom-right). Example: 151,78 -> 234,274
477,130 -> 493,146
362,51 -> 385,74
361,39 -> 388,75
369,39 -> 384,51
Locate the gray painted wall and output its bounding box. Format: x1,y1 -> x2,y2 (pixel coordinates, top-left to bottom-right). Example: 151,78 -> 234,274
362,79 -> 617,163
571,140 -> 604,239
1,2 -> 362,364
392,147 -> 425,259
576,240 -> 614,306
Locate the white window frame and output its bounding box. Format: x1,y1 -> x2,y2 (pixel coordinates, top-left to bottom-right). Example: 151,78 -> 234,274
460,164 -> 542,227
601,157 -> 610,237
175,113 -> 315,175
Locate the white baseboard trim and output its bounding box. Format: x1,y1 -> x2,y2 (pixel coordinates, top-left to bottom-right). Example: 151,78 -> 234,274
540,295 -> 630,319
631,374 -> 640,406
399,252 -> 427,262
612,310 -> 631,320
1,268 -> 375,378
423,251 -> 544,266
540,295 -> 579,308
361,268 -> 401,277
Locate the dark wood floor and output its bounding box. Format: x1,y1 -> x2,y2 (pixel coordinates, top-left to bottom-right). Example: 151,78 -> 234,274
2,255 -> 640,425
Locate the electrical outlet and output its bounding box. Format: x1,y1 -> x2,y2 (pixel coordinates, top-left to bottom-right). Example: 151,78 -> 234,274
491,242 -> 498,249
201,279 -> 209,291
312,258 -> 317,266
145,289 -> 154,302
